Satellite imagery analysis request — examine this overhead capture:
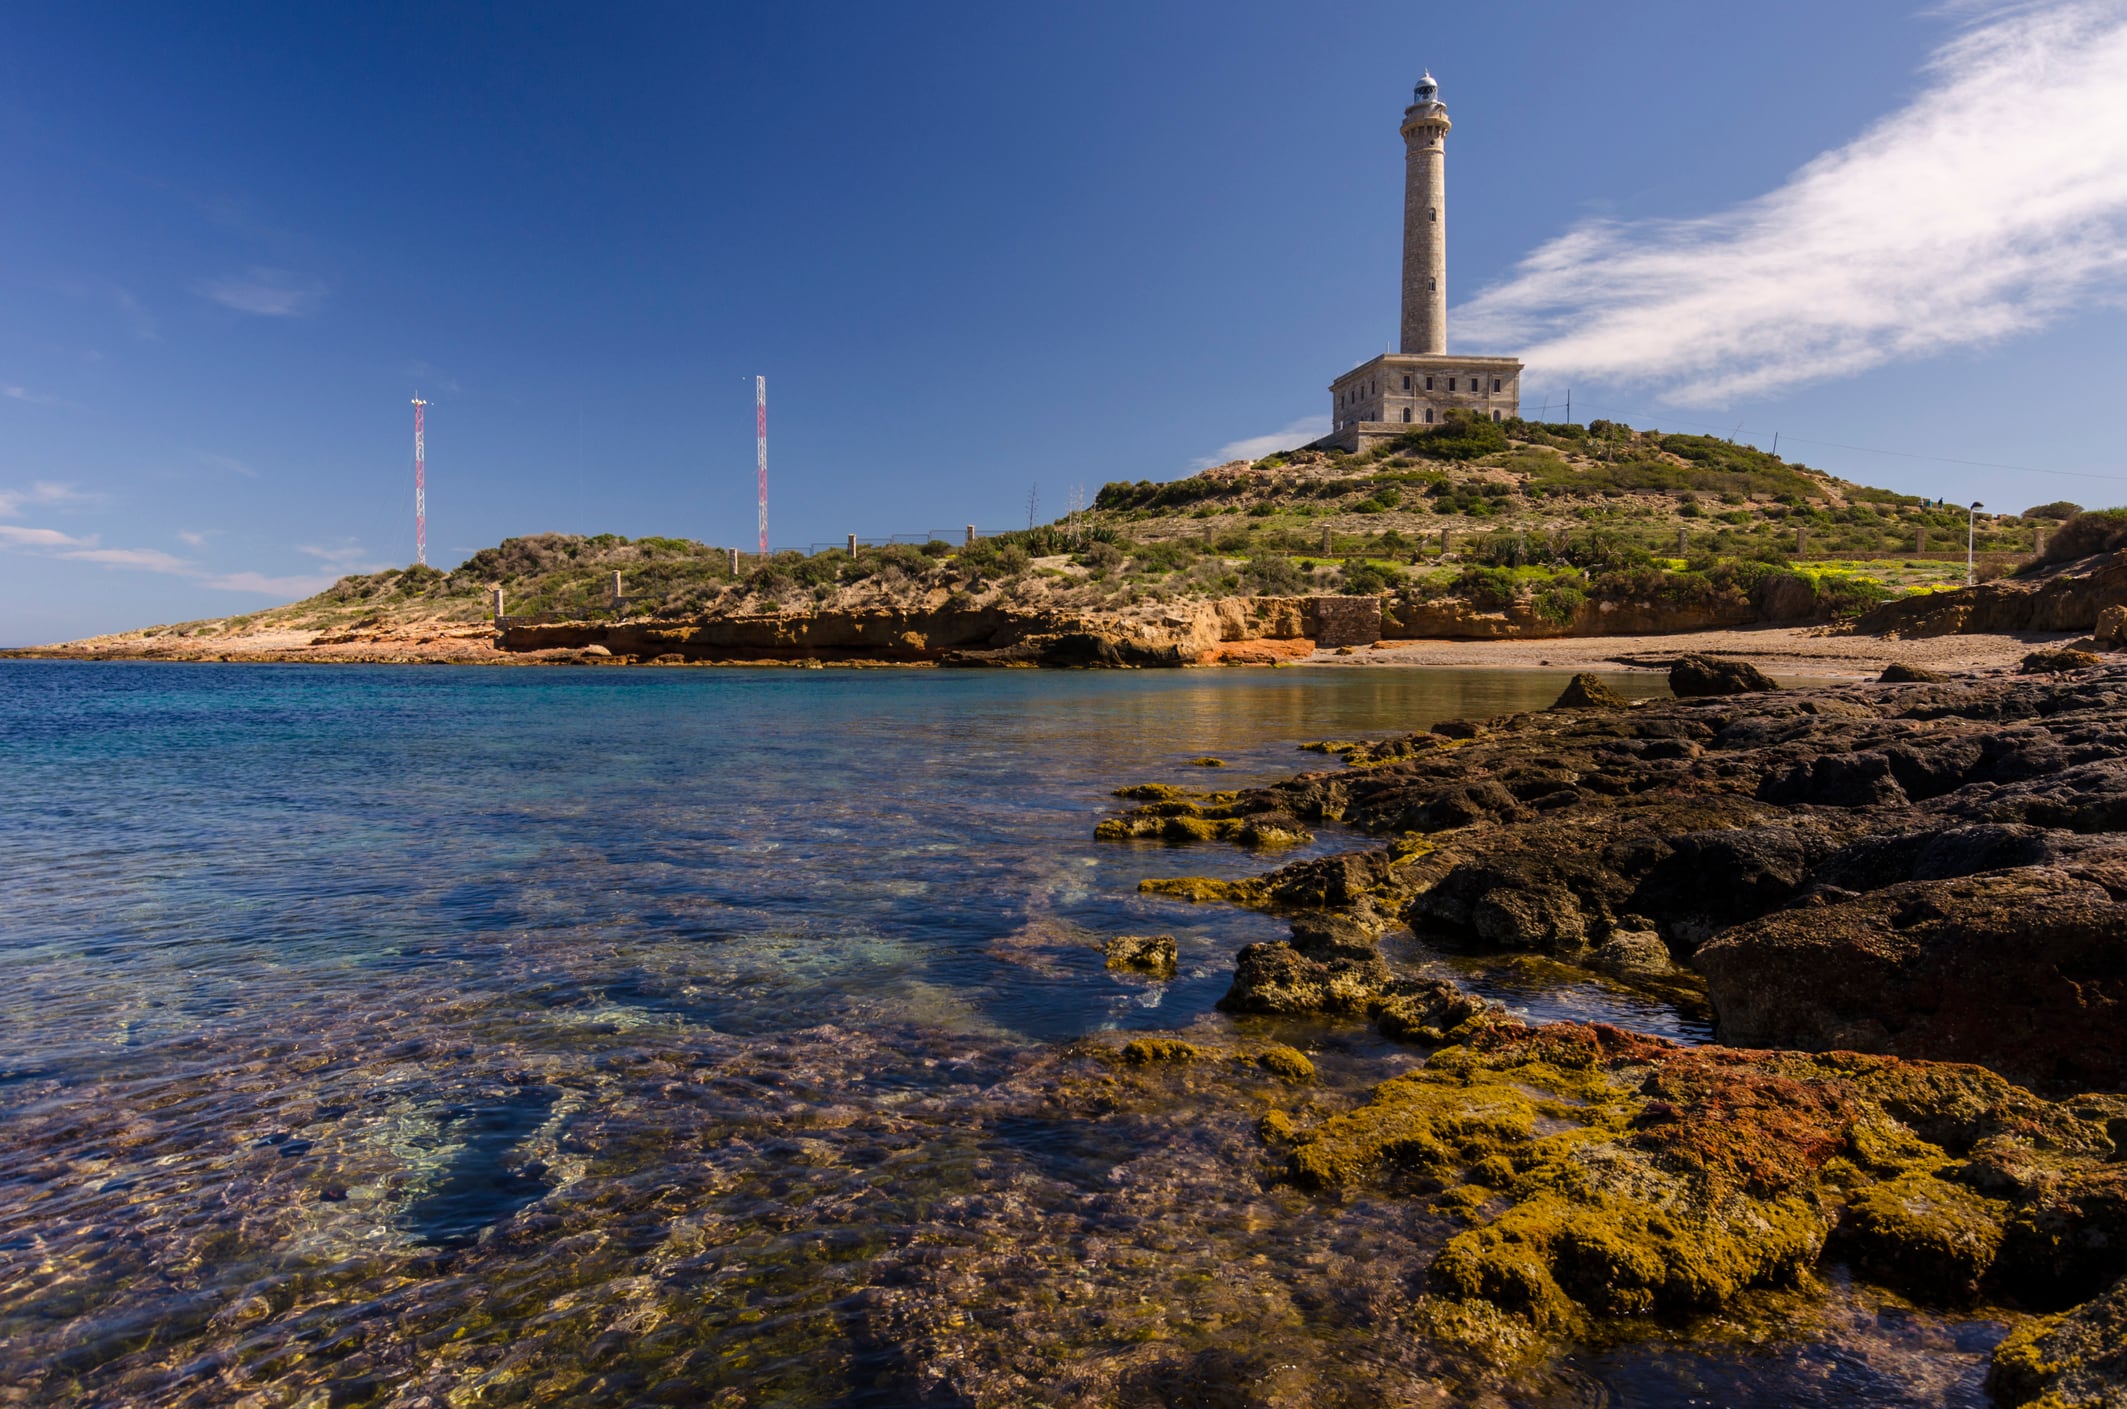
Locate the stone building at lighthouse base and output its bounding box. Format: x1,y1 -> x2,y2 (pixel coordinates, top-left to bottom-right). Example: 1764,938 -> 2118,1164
1317,351 -> 1523,454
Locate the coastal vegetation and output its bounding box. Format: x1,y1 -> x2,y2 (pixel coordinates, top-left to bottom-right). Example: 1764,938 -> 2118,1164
94,415 -> 2116,656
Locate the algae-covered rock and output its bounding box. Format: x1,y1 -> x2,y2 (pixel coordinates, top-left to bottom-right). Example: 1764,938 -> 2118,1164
1257,1045 -> 1315,1081
1103,933 -> 1178,977
1839,1169 -> 2007,1298
1119,1037 -> 1200,1064
1219,941 -> 1392,1016
1273,1019 -> 2127,1355
1988,1274 -> 2127,1408
1549,673 -> 1629,710
1096,794 -> 1312,849
1373,979 -> 1509,1044
1669,653 -> 1778,696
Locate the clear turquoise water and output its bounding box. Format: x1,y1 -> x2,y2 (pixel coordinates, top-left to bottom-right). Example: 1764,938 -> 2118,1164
0,662 -> 1998,1407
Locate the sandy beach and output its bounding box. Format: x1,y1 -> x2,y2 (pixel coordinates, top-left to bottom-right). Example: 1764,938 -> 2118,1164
1303,623 -> 2083,680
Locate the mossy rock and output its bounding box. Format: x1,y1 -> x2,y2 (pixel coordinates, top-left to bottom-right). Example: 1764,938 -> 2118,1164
1104,933 -> 1178,977
1257,1045 -> 1315,1081
1120,1037 -> 1201,1064
1988,1274 -> 2127,1407
1137,876 -> 1271,907
1879,661 -> 1948,683
1839,1168 -> 2007,1297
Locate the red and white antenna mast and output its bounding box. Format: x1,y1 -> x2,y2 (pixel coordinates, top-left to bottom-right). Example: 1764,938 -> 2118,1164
754,375 -> 767,556
411,394 -> 429,567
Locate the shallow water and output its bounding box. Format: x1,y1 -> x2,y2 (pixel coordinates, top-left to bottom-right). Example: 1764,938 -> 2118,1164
0,662 -> 1999,1405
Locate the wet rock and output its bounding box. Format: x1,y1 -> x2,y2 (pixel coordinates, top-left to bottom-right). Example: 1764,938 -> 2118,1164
1103,934 -> 1177,977
1989,1274 -> 2127,1408
1695,869 -> 2127,1089
1257,1045 -> 1315,1081
1669,654 -> 1778,697
1549,673 -> 1628,710
1218,942 -> 1392,1016
1879,662 -> 1947,683
1118,1037 -> 1199,1064
1279,1020 -> 2127,1356
1372,979 -> 1510,1044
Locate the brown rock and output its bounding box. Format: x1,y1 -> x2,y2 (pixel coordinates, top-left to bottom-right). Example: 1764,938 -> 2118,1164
1694,869 -> 2127,1089
1103,934 -> 1178,977
1549,673 -> 1629,710
1878,661 -> 1947,683
2022,648 -> 2103,674
1669,653 -> 1778,697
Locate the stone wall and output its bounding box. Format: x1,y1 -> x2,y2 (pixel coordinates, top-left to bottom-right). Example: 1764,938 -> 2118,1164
1309,596 -> 1383,648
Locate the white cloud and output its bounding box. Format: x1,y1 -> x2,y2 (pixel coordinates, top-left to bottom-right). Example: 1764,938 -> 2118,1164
0,482 -> 95,518
194,267 -> 328,318
1456,0 -> 2127,405
60,546 -> 191,572
2,385 -> 57,405
0,524 -> 94,548
1194,415 -> 1329,468
198,570 -> 338,596
297,542 -> 373,567
176,530 -> 210,547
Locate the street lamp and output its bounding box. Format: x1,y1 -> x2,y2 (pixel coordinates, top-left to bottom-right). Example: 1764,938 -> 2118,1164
1967,501 -> 1984,586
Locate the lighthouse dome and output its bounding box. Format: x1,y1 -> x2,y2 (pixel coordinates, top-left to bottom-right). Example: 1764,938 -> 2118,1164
1413,71 -> 1439,104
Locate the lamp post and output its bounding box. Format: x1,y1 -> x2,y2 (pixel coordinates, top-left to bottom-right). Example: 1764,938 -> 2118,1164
1967,501 -> 1984,586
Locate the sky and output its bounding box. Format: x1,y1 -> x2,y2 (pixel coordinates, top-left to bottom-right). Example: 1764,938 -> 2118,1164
3,0 -> 2125,644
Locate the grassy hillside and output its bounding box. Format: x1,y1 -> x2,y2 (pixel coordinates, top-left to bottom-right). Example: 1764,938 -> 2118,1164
121,415 -> 2107,646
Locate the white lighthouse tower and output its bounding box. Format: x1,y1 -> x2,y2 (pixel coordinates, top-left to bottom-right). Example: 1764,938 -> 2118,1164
1318,69 -> 1522,453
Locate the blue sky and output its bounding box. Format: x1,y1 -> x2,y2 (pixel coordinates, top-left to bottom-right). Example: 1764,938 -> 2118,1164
3,1 -> 2125,643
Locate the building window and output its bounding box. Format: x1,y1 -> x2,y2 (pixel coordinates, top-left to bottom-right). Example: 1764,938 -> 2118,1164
1401,375 -> 1411,390
1425,408 -> 1434,424
1491,378 -> 1501,393
1428,277 -> 1437,291
1428,207 -> 1437,222
1491,410 -> 1501,422
1468,378 -> 1477,392
1424,376 -> 1434,390
1402,407 -> 1411,423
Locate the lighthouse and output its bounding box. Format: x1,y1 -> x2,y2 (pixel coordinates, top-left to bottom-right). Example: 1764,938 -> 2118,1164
1316,69 -> 1522,453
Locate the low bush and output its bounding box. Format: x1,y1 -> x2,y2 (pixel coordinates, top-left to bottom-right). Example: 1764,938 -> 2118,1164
2024,508 -> 2127,570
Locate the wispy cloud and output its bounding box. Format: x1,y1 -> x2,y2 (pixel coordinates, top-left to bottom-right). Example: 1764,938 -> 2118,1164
2,385 -> 58,405
1194,415 -> 1329,468
176,530 -> 211,548
60,546 -> 191,572
198,570 -> 338,596
0,524 -> 94,548
1456,0 -> 2127,405
194,267 -> 328,318
298,541 -> 382,569
0,482 -> 98,518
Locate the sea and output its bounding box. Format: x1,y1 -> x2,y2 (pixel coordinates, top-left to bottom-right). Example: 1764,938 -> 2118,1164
0,661 -> 2004,1406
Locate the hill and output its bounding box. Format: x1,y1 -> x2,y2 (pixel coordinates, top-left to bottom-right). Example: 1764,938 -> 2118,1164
16,415 -> 2108,665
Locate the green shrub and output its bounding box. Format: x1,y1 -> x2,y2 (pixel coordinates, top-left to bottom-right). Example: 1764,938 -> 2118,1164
1531,579 -> 1587,625
1340,561 -> 1399,595
1403,409 -> 1509,462
1452,566 -> 1521,609
2024,508 -> 2127,570
2023,500 -> 2082,521
1241,556 -> 1306,595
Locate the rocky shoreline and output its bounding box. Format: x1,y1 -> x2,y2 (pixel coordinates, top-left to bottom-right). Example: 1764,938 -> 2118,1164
1098,659 -> 2127,1400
